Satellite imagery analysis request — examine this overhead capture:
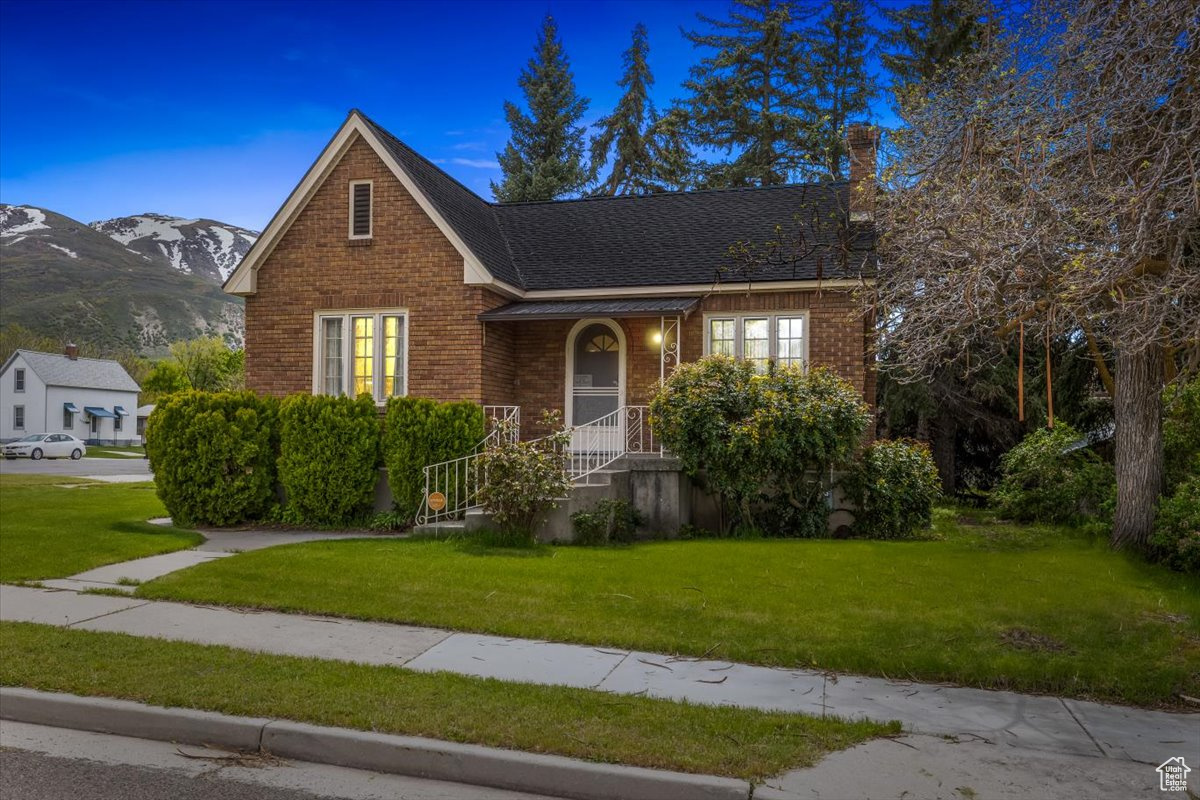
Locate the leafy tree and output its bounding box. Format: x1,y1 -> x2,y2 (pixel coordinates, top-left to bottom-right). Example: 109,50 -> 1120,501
141,360 -> 190,403
879,0 -> 995,115
590,24 -> 693,195
874,1 -> 1200,550
803,0 -> 874,179
493,15 -> 590,202
679,0 -> 814,187
168,337 -> 243,392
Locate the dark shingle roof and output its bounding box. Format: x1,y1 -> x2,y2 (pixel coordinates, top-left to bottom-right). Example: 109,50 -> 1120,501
357,112 -> 873,292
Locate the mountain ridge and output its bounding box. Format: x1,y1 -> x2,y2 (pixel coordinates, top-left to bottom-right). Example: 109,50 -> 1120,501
0,204 -> 254,353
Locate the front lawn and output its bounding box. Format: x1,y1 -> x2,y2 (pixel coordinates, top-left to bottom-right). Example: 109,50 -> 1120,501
0,622 -> 893,779
0,475 -> 201,582
136,507 -> 1200,708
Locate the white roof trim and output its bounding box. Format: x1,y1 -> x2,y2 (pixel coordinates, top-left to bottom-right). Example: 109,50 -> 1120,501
225,111 -> 497,297
519,278 -> 867,300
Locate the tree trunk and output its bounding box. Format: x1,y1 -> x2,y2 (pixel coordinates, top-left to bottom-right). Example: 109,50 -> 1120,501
932,412 -> 958,495
1110,345 -> 1164,551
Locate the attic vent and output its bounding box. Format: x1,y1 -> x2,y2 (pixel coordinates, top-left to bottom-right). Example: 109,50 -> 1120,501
349,180 -> 372,239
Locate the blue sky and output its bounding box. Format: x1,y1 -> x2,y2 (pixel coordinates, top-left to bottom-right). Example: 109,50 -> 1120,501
0,0 -> 895,231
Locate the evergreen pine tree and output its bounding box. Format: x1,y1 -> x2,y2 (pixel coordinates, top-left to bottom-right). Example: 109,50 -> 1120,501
802,0 -> 874,180
492,15 -> 590,202
879,0 -> 994,115
678,0 -> 814,187
591,24 -> 693,195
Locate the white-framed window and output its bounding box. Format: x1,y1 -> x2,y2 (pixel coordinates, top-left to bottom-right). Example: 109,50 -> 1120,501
349,180 -> 373,239
63,407 -> 74,429
315,310 -> 407,403
703,312 -> 809,373
114,413 -> 122,432
13,405 -> 24,430
13,368 -> 24,392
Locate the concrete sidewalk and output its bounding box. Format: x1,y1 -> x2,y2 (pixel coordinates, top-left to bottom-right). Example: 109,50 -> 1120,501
2,583 -> 1194,772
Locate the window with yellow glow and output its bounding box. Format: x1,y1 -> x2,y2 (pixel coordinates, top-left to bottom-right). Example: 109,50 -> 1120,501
316,310 -> 406,402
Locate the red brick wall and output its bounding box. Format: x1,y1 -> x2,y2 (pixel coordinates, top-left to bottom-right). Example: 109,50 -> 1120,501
502,288 -> 875,438
245,133 -> 509,404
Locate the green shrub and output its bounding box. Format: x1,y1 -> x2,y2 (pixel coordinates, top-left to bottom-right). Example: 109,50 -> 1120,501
383,397 -> 437,516
277,394 -> 380,525
842,439 -> 941,539
650,356 -> 870,534
991,424 -> 1114,524
383,398 -> 484,517
571,499 -> 642,545
477,414 -> 571,542
145,391 -> 278,526
1163,376 -> 1200,494
1149,476 -> 1200,574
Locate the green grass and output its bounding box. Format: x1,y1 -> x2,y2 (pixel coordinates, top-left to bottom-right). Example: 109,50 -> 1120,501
84,446 -> 147,460
137,506 -> 1200,708
0,622 -> 893,779
0,475 -> 201,581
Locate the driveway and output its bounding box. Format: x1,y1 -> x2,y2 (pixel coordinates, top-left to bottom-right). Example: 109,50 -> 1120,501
0,456 -> 152,480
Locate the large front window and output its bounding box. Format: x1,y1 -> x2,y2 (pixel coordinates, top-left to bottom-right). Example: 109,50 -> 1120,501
317,310 -> 406,402
705,313 -> 808,372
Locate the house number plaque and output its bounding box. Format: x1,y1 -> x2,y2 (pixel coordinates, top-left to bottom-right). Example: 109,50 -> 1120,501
427,492 -> 447,512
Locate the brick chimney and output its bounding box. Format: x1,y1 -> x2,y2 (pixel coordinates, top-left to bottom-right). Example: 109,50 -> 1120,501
65,343 -> 78,360
847,123 -> 879,223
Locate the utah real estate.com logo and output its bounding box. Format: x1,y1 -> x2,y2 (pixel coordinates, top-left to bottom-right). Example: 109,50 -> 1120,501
1157,757 -> 1191,792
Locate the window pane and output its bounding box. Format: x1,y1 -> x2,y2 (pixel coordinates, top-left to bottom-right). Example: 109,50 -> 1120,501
14,407 -> 24,428
353,316 -> 374,397
709,319 -> 735,357
744,318 -> 769,372
776,316 -> 805,368
382,315 -> 405,398
322,318 -> 344,395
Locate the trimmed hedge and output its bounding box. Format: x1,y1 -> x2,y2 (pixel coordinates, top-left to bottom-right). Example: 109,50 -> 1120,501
384,397 -> 485,516
278,394 -> 380,525
842,439 -> 941,539
145,391 -> 278,526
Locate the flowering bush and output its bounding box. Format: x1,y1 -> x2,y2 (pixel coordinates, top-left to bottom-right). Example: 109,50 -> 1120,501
477,413 -> 571,542
650,356 -> 870,534
842,439 -> 941,539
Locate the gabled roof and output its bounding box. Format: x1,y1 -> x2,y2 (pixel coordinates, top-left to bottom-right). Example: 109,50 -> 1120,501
226,109 -> 873,297
3,350 -> 140,392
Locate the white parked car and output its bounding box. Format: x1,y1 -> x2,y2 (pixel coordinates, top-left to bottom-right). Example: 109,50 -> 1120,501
2,433 -> 87,460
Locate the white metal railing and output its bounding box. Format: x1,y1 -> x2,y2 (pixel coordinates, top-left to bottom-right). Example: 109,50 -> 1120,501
415,405 -> 660,524
416,406 -> 519,525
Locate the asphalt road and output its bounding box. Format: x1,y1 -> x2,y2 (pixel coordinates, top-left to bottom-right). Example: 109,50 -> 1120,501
0,721 -> 563,800
0,455 -> 151,478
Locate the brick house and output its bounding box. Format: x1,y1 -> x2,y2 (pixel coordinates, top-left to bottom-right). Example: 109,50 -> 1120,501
225,110 -> 878,447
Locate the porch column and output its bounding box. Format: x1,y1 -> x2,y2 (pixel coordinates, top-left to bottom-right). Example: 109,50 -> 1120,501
659,315 -> 680,383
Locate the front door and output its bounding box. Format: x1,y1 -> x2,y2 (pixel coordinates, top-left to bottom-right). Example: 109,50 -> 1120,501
568,321 -> 623,452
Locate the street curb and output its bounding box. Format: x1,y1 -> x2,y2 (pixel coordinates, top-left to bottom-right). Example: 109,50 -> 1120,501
0,688 -> 753,800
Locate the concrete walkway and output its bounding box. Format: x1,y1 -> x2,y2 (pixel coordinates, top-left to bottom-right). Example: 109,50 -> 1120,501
2,583 -> 1194,774
41,528 -> 396,594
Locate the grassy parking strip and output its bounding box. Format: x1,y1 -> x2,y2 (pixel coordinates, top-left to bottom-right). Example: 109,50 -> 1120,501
136,508 -> 1200,708
0,475 -> 200,582
0,622 -> 894,779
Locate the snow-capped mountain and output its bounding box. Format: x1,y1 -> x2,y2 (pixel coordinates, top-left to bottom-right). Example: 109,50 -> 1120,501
1,204 -> 246,351
90,213 -> 258,283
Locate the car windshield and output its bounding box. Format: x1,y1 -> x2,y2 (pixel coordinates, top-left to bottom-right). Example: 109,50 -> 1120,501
15,434 -> 47,442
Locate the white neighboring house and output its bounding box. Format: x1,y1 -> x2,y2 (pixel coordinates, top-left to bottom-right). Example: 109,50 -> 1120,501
0,346 -> 141,445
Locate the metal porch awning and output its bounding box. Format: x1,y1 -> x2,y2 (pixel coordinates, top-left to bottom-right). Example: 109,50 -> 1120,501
478,297 -> 699,322
63,402 -> 79,413
83,406 -> 117,418
114,405 -> 130,416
